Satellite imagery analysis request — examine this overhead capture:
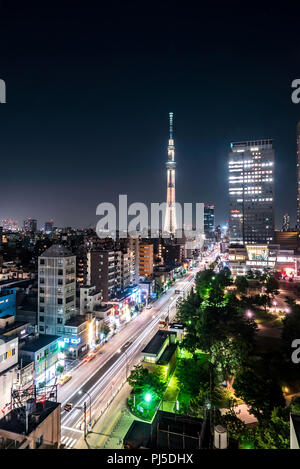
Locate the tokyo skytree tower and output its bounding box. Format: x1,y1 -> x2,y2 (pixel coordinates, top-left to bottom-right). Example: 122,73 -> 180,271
163,112 -> 177,234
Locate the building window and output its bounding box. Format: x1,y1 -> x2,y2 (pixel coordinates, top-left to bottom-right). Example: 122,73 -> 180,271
57,298 -> 63,305
40,307 -> 44,313
57,318 -> 63,324
40,259 -> 45,265
40,297 -> 44,303
40,288 -> 45,294
58,269 -> 63,276
39,326 -> 44,332
39,316 -> 44,322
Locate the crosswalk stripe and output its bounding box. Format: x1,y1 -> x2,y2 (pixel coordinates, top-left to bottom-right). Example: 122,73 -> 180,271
64,437 -> 71,446
68,438 -> 77,448
61,436 -> 67,444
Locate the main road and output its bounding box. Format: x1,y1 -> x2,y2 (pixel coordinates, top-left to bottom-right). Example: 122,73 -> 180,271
58,249 -> 218,448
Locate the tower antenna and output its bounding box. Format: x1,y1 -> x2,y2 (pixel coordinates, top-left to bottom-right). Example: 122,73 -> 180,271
169,112 -> 174,140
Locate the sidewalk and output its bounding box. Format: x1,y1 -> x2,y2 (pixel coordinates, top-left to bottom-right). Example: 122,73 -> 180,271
76,382 -> 135,449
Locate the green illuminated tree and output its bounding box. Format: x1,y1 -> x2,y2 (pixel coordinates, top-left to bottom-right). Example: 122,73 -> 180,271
255,407 -> 290,449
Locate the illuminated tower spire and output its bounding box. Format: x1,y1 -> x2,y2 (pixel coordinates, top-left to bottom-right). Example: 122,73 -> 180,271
164,112 -> 177,234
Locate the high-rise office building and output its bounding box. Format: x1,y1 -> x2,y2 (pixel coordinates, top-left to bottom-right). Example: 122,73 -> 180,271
229,139 -> 274,245
282,213 -> 290,232
44,218 -> 54,233
296,121 -> 300,230
23,218 -> 37,233
204,204 -> 215,234
38,245 -> 76,335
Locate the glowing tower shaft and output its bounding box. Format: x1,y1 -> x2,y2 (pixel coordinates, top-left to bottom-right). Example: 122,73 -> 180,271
164,112 -> 177,234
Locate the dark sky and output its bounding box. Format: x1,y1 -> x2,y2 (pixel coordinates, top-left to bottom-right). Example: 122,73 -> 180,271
1,1 -> 300,229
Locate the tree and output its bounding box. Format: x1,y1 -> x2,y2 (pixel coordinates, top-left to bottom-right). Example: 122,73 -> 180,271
56,364 -> 64,374
233,361 -> 285,422
101,323 -> 110,338
127,365 -> 149,393
290,396 -> 300,413
235,276 -> 249,294
221,410 -> 246,442
265,276 -> 279,297
253,294 -> 271,312
255,407 -> 290,449
127,364 -> 166,398
175,357 -> 210,396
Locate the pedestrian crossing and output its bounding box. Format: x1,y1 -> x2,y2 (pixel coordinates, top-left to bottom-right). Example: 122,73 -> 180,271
61,435 -> 78,449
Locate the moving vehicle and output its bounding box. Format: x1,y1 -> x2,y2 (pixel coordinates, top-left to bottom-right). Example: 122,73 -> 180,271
83,352 -> 96,362
174,289 -> 180,294
159,320 -> 167,329
64,402 -> 73,412
146,303 -> 152,309
58,374 -> 72,386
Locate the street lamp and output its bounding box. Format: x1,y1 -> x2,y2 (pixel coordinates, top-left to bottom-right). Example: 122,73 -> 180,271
246,311 -> 253,319
78,390 -> 92,425
144,392 -> 152,403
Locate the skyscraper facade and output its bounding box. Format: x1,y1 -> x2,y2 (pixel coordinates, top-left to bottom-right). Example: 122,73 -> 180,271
23,218 -> 37,233
229,139 -> 274,245
204,204 -> 215,234
164,112 -> 177,235
38,245 -> 76,335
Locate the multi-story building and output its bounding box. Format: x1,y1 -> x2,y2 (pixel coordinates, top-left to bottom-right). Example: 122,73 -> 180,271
0,335 -> 19,414
87,249 -> 119,302
0,397 -> 61,449
139,243 -> 154,278
282,213 -> 290,232
44,219 -> 54,233
19,335 -> 61,386
23,218 -> 37,233
80,285 -> 102,314
204,204 -> 215,234
38,245 -> 76,336
86,239 -> 139,302
229,139 -> 274,245
0,288 -> 16,317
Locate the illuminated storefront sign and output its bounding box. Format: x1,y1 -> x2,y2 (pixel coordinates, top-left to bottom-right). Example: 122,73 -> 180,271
63,337 -> 81,345
246,245 -> 268,262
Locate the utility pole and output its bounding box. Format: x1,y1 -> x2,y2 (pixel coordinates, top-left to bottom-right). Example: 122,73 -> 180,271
84,401 -> 87,438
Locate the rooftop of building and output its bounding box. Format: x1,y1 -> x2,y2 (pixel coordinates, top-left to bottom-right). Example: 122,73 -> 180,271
123,410 -> 207,450
0,400 -> 60,440
65,315 -> 87,327
0,334 -> 17,344
0,288 -> 16,297
20,334 -> 59,352
157,342 -> 177,366
141,330 -> 172,355
0,320 -> 29,335
80,285 -> 102,295
40,244 -> 73,258
168,322 -> 184,330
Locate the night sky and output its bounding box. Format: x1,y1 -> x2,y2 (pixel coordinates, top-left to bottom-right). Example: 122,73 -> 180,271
1,1 -> 300,229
